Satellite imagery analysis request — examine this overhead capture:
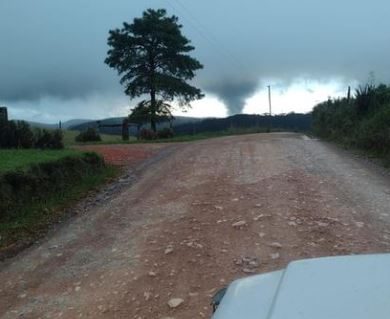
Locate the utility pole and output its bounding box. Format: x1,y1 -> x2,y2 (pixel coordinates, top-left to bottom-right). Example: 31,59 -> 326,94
267,85 -> 272,115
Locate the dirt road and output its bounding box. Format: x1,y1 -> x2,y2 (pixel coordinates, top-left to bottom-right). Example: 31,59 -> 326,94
1,133 -> 390,318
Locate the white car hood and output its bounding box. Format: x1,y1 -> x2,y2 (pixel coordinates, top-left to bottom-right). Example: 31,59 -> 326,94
212,254 -> 390,319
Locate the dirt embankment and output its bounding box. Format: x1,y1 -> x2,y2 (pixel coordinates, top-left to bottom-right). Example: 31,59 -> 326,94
1,133 -> 390,319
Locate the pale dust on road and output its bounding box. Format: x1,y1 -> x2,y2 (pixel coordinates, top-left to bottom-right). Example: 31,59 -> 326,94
1,133 -> 390,319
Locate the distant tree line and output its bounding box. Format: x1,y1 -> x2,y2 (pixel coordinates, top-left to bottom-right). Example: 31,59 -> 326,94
71,113 -> 312,138
173,113 -> 312,135
0,120 -> 63,149
312,83 -> 390,158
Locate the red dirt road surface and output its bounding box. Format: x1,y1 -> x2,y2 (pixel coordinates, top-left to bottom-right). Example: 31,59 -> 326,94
1,133 -> 390,318
74,144 -> 167,167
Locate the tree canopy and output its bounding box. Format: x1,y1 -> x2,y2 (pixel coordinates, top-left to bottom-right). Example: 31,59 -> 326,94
105,8 -> 204,132
128,99 -> 174,133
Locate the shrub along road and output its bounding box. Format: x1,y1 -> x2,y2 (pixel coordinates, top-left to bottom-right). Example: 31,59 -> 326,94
1,133 -> 390,318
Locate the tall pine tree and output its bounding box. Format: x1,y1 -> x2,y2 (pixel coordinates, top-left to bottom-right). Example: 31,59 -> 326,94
105,9 -> 204,132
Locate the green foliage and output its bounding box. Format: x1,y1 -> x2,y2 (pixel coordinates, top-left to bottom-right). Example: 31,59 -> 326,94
0,152 -> 105,222
312,98 -> 357,140
0,120 -> 63,149
105,8 -> 203,131
75,128 -> 102,142
0,154 -> 118,257
129,100 -> 174,125
312,83 -> 390,158
355,84 -> 377,116
34,128 -> 64,149
0,121 -> 34,148
15,121 -> 35,148
356,106 -> 390,152
376,84 -> 390,105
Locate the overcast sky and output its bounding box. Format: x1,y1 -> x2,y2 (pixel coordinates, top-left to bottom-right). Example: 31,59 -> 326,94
1,0 -> 389,123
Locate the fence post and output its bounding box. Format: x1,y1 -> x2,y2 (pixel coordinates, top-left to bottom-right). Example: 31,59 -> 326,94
0,106 -> 8,124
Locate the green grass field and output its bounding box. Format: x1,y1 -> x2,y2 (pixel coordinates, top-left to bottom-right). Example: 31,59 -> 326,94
62,130 -> 132,146
129,127 -> 273,144
0,129 -> 129,174
0,149 -> 83,173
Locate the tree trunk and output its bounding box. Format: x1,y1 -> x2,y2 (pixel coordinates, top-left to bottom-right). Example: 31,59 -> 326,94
149,50 -> 157,133
150,89 -> 157,133
122,119 -> 129,141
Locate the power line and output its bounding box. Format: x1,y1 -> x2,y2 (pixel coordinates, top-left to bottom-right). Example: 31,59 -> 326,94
165,0 -> 250,73
174,0 -> 251,73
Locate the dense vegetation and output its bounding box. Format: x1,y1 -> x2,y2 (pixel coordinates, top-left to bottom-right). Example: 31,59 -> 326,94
174,113 -> 312,135
312,83 -> 390,160
0,152 -> 116,257
0,152 -> 104,218
0,120 -> 63,149
75,127 -> 102,142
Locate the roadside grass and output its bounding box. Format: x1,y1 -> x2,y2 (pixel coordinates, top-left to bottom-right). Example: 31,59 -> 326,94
325,138 -> 390,168
130,127 -> 285,143
0,146 -> 122,257
0,149 -> 82,173
0,164 -> 120,256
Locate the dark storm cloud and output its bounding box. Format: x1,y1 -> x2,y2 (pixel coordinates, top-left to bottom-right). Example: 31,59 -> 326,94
0,70 -> 106,102
1,0 -> 390,120
0,0 -> 123,104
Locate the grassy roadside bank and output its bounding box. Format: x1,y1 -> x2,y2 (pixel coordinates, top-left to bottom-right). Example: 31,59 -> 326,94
0,151 -> 120,258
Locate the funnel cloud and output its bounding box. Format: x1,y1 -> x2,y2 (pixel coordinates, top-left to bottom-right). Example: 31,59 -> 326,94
206,80 -> 259,115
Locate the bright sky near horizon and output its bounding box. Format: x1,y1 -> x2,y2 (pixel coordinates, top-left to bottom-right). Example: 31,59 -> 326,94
0,0 -> 389,123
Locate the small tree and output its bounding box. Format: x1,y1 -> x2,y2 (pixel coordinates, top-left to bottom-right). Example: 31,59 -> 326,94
75,128 -> 102,143
105,8 -> 204,132
129,100 -> 174,138
129,100 -> 174,124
